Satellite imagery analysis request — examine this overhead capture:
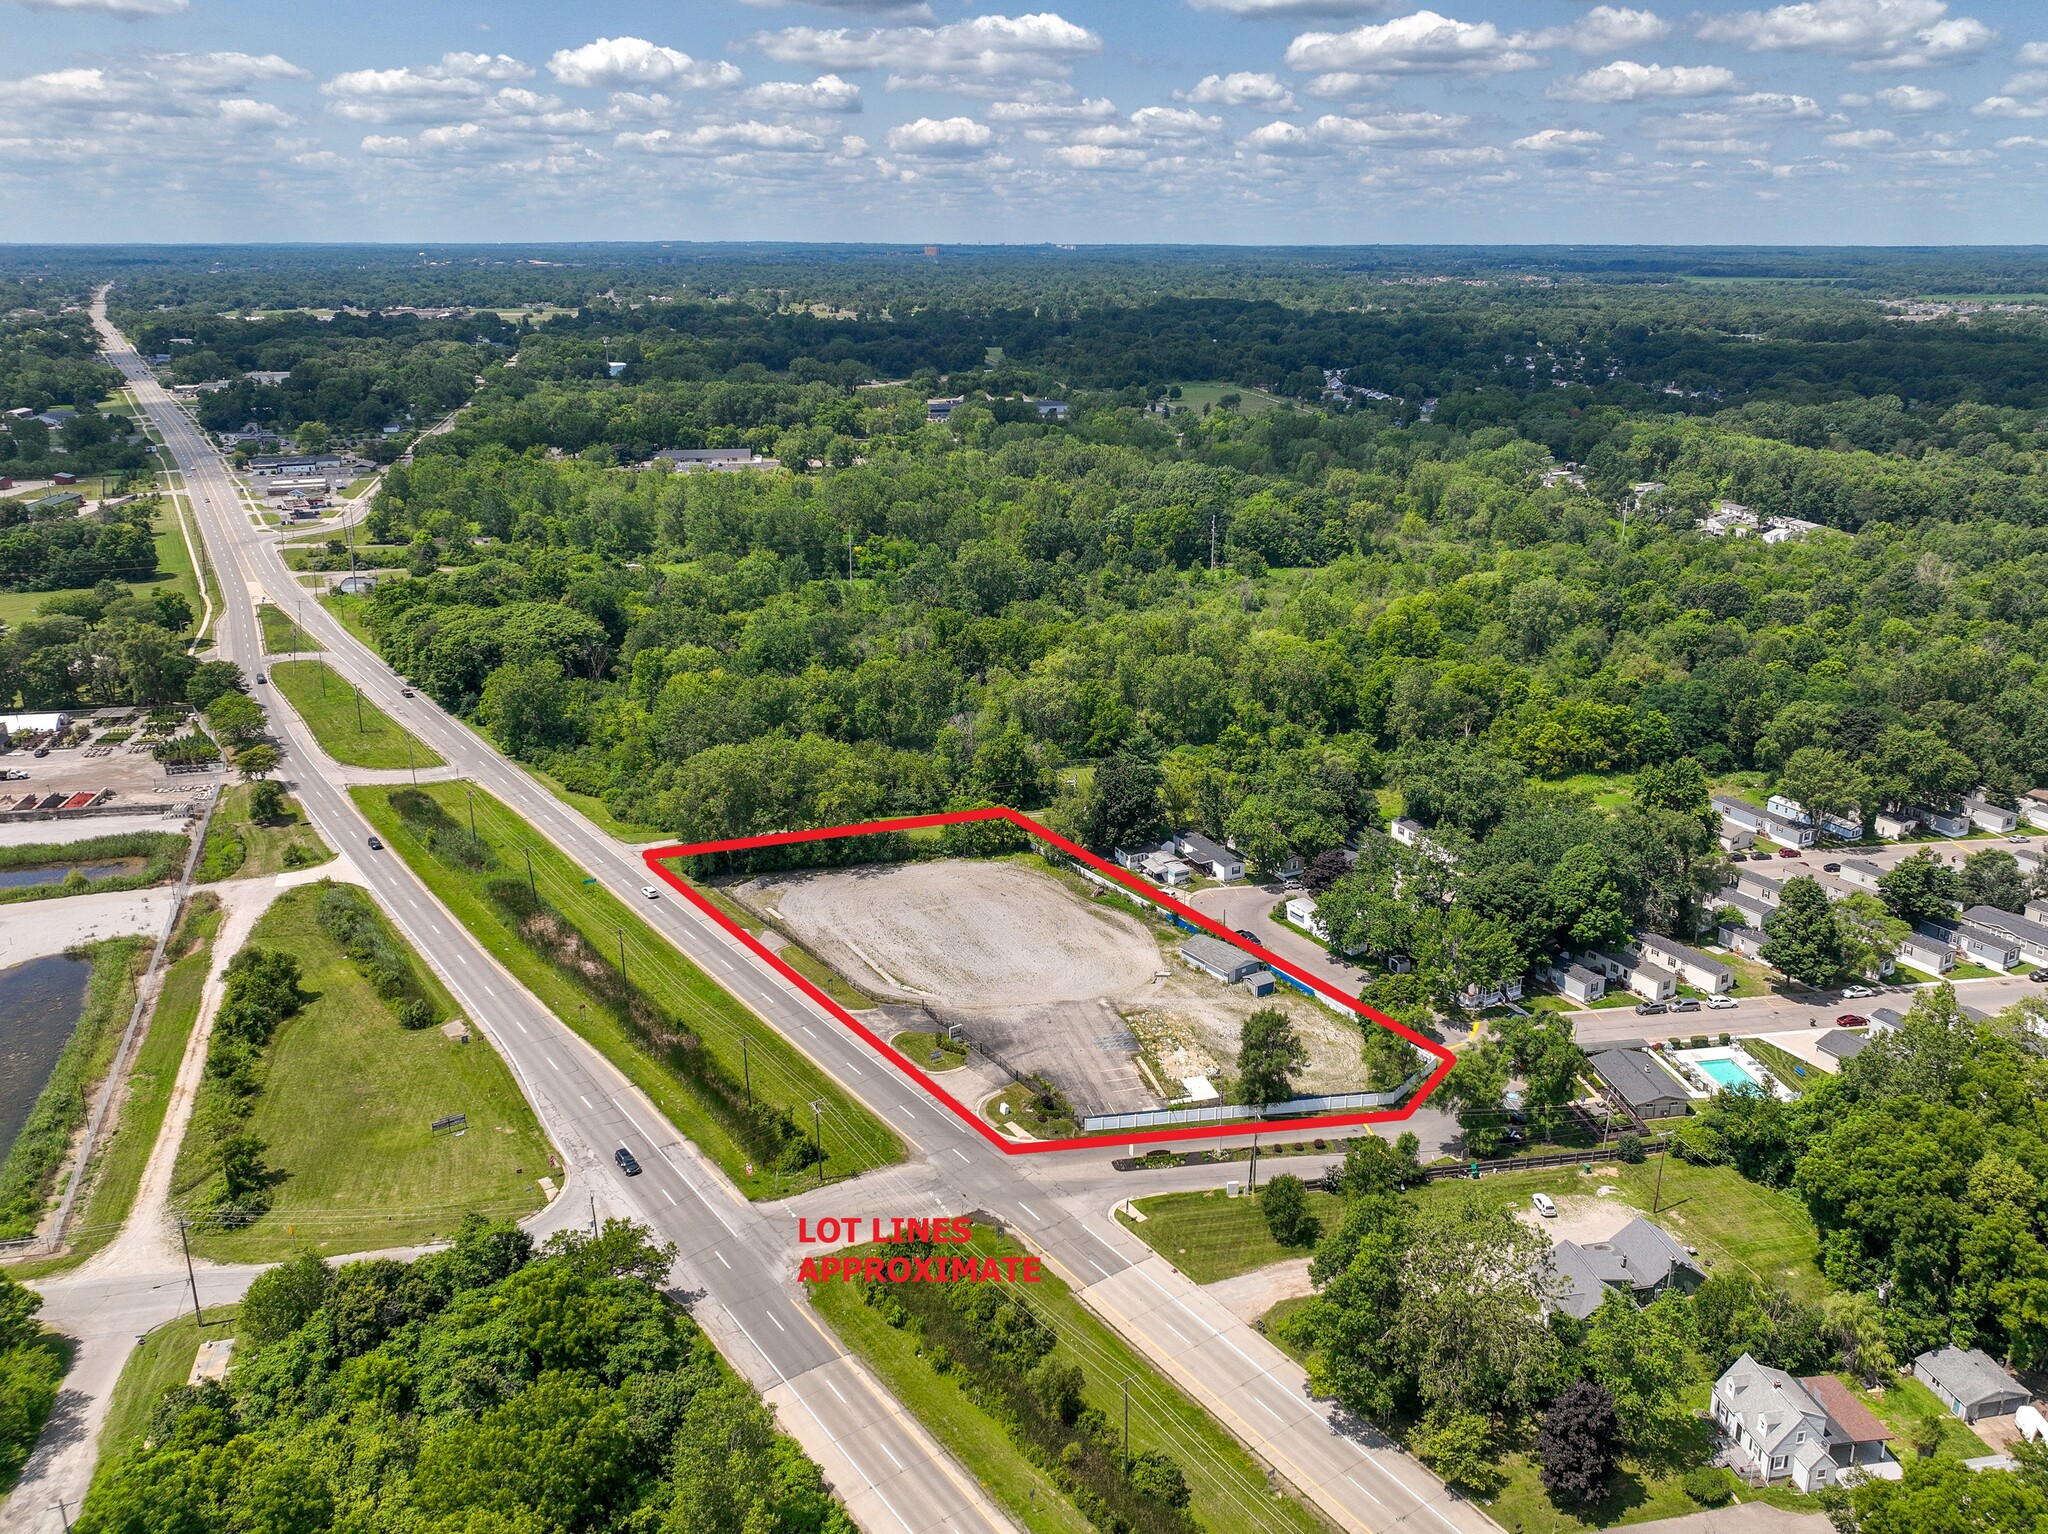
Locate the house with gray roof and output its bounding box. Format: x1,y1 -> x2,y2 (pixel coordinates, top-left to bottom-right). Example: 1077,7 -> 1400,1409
1816,1028 -> 1868,1064
1632,932 -> 1735,994
1589,1048 -> 1693,1120
1711,1354 -> 1893,1491
1837,858 -> 1884,892
1965,792 -> 2021,835
1962,905 -> 2048,970
1899,931 -> 1955,975
1915,1347 -> 2031,1423
1544,960 -> 1605,1004
1546,1216 -> 1705,1320
1735,868 -> 1784,907
1173,831 -> 1243,883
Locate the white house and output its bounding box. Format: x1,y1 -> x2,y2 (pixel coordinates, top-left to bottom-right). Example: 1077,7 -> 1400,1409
1962,906 -> 2048,971
1767,793 -> 1811,826
1837,858 -> 1884,892
1632,932 -> 1735,994
1711,1356 -> 1894,1491
1899,932 -> 1956,975
1915,801 -> 1973,838
1713,795 -> 1763,833
1735,868 -> 1784,908
1820,811 -> 1864,842
1592,949 -> 1677,1001
1284,895 -> 1326,941
1965,792 -> 2021,835
1172,831 -> 1244,883
1389,816 -> 1425,848
2022,789 -> 2048,832
1546,960 -> 1606,1004
1874,811 -> 1918,841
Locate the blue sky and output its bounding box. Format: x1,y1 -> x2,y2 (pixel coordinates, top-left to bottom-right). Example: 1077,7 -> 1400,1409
6,0 -> 2048,244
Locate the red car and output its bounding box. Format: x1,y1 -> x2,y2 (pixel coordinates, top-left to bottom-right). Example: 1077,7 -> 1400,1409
1836,1013 -> 1868,1027
1777,847 -> 1804,859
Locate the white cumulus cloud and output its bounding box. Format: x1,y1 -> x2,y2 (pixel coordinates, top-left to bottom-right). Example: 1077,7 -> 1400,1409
752,13 -> 1100,91
1876,83 -> 1947,110
1534,7 -> 1671,54
1550,60 -> 1738,102
619,120 -> 831,153
1284,10 -> 1543,76
743,75 -> 863,112
548,38 -> 738,90
1178,72 -> 1297,110
1186,0 -> 1401,16
1514,126 -> 1606,152
16,0 -> 188,16
885,114 -> 995,154
145,52 -> 309,89
1698,1 -> 1995,71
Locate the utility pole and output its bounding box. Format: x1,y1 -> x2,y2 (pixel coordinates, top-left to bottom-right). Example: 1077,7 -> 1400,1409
178,1218 -> 201,1323
405,732 -> 416,787
353,684 -> 365,734
1248,1133 -> 1259,1191
466,784 -> 477,839
523,847 -> 537,904
590,1194 -> 597,1238
741,1035 -> 753,1105
52,1501 -> 72,1534
1652,1131 -> 1669,1215
811,1099 -> 826,1186
616,927 -> 627,987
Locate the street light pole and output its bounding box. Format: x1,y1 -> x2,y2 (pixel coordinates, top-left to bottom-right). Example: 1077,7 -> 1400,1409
523,847 -> 536,904
466,785 -> 477,840
616,927 -> 627,988
353,684 -> 364,734
178,1218 -> 202,1323
1653,1131 -> 1670,1214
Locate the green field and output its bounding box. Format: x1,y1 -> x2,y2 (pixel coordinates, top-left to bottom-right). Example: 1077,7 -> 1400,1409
350,781 -> 904,1196
1410,1157 -> 1825,1299
99,1307 -> 236,1466
175,880 -> 551,1261
257,603 -> 317,654
0,493 -> 204,632
269,659 -> 443,770
1169,380 -> 1297,417
812,1227 -> 1330,1534
196,784 -> 333,882
1117,1185 -> 1345,1284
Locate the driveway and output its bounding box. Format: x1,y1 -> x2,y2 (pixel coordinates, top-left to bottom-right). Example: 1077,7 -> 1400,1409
1182,882 -> 1372,993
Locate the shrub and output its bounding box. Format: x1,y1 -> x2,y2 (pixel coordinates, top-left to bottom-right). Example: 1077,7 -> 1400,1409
1617,1133 -> 1646,1164
1261,1173 -> 1320,1247
1536,1380 -> 1619,1506
1683,1466 -> 1735,1507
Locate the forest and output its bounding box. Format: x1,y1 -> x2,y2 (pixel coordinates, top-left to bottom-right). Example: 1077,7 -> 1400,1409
76,1217 -> 851,1534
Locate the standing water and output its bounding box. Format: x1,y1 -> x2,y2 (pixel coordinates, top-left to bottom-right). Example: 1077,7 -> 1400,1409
0,954 -> 93,1159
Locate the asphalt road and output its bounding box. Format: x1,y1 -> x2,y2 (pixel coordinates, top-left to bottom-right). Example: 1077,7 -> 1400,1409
96,305 -> 1503,1534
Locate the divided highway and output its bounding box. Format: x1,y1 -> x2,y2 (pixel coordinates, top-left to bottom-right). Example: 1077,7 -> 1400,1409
97,300 -> 1502,1534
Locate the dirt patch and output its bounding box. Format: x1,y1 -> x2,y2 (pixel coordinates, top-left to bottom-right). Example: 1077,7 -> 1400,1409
1515,1191 -> 1639,1244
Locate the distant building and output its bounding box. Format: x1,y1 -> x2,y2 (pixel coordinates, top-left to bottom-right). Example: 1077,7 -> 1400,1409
1179,935 -> 1265,986
651,448 -> 781,473
1914,1347 -> 2031,1423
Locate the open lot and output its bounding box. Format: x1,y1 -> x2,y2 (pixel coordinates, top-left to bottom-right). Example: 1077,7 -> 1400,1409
730,856 -> 1368,1119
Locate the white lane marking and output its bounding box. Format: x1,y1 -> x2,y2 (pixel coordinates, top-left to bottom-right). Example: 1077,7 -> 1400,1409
715,1250 -> 731,1269
826,1378 -> 847,1404
513,1019 -> 528,1034
802,1026 -> 816,1037
662,1187 -> 676,1205
847,1062 -> 863,1075
767,1310 -> 786,1333
1088,1259 -> 1111,1278
485,985 -> 496,996
580,1095 -> 593,1108
1257,1398 -> 1286,1423
952,1148 -> 971,1163
1016,1201 -> 1040,1222
1344,1475 -> 1382,1506
880,1443 -> 904,1472
545,1055 -> 559,1070
898,1105 -> 917,1119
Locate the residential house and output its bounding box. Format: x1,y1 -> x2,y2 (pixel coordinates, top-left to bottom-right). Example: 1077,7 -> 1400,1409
1173,832 -> 1244,883
1547,961 -> 1606,1005
1719,920 -> 1766,959
1581,948 -> 1677,1001
925,395 -> 965,421
1713,795 -> 1763,834
1837,858 -> 1885,892
1589,1048 -> 1692,1120
1961,905 -> 2048,970
1820,811 -> 1865,842
1767,793 -> 1810,825
2013,845 -> 2045,879
1817,1028 -> 1869,1065
1914,1348 -> 2031,1423
2022,788 -> 2048,832
1700,501 -> 1760,536
652,448 -> 781,473
2026,897 -> 2048,926
1899,931 -> 1956,975
1720,822 -> 1756,853
1718,888 -> 1775,929
1874,811 -> 1918,840
1179,935 -> 1265,985
1915,801 -> 1973,839
1957,919 -> 2022,972
1546,1216 -> 1705,1321
1031,400 -> 1070,420
1389,816 -> 1425,848
1632,932 -> 1735,994
1284,895 -> 1326,941
1763,811 -> 1816,848
1965,791 -> 2021,835
1711,1355 -> 1894,1491
1116,842 -> 1191,886
1456,978 -> 1525,1011
1735,868 -> 1784,908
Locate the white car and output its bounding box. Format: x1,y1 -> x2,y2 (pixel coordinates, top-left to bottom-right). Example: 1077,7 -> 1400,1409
1705,995 -> 1738,1009
640,885 -> 661,900
1841,985 -> 1876,1000
1532,1192 -> 1557,1219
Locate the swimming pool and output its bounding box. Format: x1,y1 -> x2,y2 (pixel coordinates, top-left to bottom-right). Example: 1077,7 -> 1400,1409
1698,1057 -> 1761,1090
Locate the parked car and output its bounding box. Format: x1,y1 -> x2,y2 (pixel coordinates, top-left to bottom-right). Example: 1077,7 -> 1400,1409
640,885 -> 660,899
2030,968 -> 2048,983
1635,1001 -> 1669,1015
367,835 -> 383,850
1836,1013 -> 1868,1027
1671,997 -> 1701,1012
1841,985 -> 1876,999
1777,847 -> 1803,859
1532,1192 -> 1557,1218
614,1147 -> 642,1176
1822,862 -> 1841,872
2011,834 -> 2031,844
1235,929 -> 1258,943
1706,995 -> 1738,1010
1727,851 -> 1749,861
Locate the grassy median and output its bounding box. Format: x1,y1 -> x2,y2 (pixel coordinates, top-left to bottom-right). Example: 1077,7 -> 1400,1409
269,659 -> 443,770
258,603 -> 317,654
349,780 -> 904,1195
196,784 -> 333,881
810,1225 -> 1330,1534
174,880 -> 549,1261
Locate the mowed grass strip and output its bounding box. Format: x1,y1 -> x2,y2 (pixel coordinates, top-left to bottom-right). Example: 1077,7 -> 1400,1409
349,782 -> 903,1196
197,784 -> 333,882
99,1307 -> 235,1464
1117,1187 -> 1344,1285
814,1227 -> 1335,1534
258,603 -> 317,654
178,880 -> 550,1261
270,659 -> 443,770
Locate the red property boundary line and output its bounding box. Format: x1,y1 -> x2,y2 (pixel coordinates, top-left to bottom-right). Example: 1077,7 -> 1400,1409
643,807 -> 1455,1155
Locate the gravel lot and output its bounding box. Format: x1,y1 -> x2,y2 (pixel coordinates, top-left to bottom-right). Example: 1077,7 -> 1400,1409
734,858 -> 1372,1117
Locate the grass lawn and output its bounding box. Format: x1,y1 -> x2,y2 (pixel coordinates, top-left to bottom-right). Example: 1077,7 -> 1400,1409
1949,961 -> 2002,981
1168,380 -> 1298,418
269,659 -> 443,770
196,784 -> 333,882
1848,1372 -> 1992,1461
1116,1186 -> 1340,1284
176,880 -> 551,1261
351,782 -> 903,1196
983,1083 -> 1079,1140
0,496 -> 204,633
772,940 -> 877,1011
812,1226 -> 1331,1534
522,764 -> 667,842
318,589 -> 383,646
1713,952 -> 1778,999
1540,771 -> 1637,810
1482,1427 -> 1820,1533
1743,1038 -> 1815,1095
1410,1158 -> 1826,1300
890,1030 -> 969,1071
257,603 -> 317,654
99,1307 -> 236,1466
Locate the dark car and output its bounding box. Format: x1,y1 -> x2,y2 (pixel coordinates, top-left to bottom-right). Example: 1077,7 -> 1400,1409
1822,862 -> 1841,872
255,672 -> 266,684
366,835 -> 383,850
1635,1001 -> 1669,1016
614,1147 -> 642,1176
401,687 -> 415,697
1671,997 -> 1702,1012
1235,929 -> 1258,943
2031,969 -> 2048,983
